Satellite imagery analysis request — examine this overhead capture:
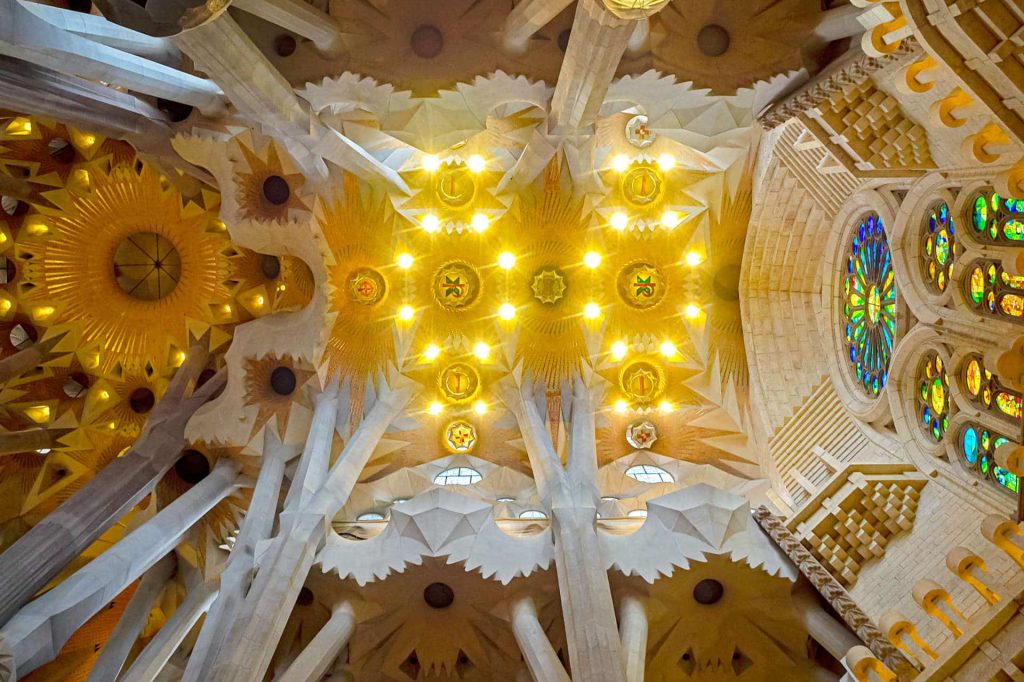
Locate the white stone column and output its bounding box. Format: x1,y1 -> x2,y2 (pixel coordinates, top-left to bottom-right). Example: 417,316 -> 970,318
814,4 -> 865,43
0,0 -> 224,114
511,595 -> 571,682
502,0 -> 575,54
208,378 -> 416,682
794,586 -> 863,662
0,457 -> 241,679
182,429 -> 291,682
618,594 -> 647,682
277,602 -> 355,682
85,554 -> 176,682
232,0 -> 345,57
119,580 -> 219,682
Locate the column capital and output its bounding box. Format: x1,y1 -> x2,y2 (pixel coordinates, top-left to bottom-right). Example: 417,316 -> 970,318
601,0 -> 668,21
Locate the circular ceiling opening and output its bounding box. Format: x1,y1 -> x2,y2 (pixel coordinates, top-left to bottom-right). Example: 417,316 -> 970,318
713,264 -> 740,301
175,448 -> 210,484
270,366 -> 297,395
411,25 -> 444,59
296,586 -> 314,606
128,387 -> 155,413
423,582 -> 455,609
275,34 -> 297,57
693,578 -> 724,605
114,232 -> 181,301
697,24 -> 730,57
156,98 -> 194,123
263,176 -> 291,205
260,254 -> 282,280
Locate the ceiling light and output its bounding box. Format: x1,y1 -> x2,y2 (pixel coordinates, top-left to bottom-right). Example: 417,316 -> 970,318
474,400 -> 488,415
584,251 -> 602,268
498,303 -> 516,321
428,401 -> 444,415
610,212 -> 628,231
473,341 -> 490,360
498,252 -> 516,269
424,343 -> 441,361
611,154 -> 630,172
583,302 -> 601,319
684,251 -> 704,266
471,213 -> 489,232
684,304 -> 701,319
660,340 -> 677,357
422,214 -> 441,233
422,154 -> 441,171
398,304 -> 415,321
658,400 -> 674,413
467,154 -> 486,172
397,252 -> 414,269
661,210 -> 682,228
611,341 -> 628,360
614,400 -> 629,413
657,153 -> 676,171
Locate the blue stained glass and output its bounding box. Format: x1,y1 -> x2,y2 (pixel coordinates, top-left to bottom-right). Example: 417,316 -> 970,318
843,214 -> 895,397
962,427 -> 979,464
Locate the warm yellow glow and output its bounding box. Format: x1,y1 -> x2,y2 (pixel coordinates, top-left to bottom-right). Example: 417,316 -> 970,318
81,134 -> 96,147
471,213 -> 490,232
467,154 -> 486,173
6,118 -> 32,136
0,298 -> 11,315
611,341 -> 628,361
108,421 -> 117,431
424,343 -> 441,361
684,303 -> 701,319
657,153 -> 676,171
25,405 -> 50,423
222,304 -> 232,315
498,303 -> 516,321
422,214 -> 441,233
583,302 -> 601,320
473,341 -> 491,361
659,340 -> 677,357
31,306 -> 55,321
97,390 -> 109,401
277,284 -> 287,292
658,400 -> 675,413
684,251 -> 704,266
611,153 -> 630,172
473,400 -> 488,415
584,251 -> 602,269
174,350 -> 186,367
398,304 -> 415,321
428,401 -> 444,415
661,210 -> 682,229
255,295 -> 265,306
610,212 -> 628,231
498,252 -> 516,269
24,217 -> 49,236
397,252 -> 414,269
422,154 -> 441,172
0,232 -> 8,244
614,399 -> 629,414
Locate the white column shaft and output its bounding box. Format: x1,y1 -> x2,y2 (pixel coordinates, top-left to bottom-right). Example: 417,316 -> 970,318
277,602 -> 355,682
618,595 -> 647,682
232,0 -> 345,56
503,0 -> 575,53
511,596 -> 571,682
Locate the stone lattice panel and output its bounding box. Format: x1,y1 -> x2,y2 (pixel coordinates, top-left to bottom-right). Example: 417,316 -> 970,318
815,78 -> 935,172
796,472 -> 927,587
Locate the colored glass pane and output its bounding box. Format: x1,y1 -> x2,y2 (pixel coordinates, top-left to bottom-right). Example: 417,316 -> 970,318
973,195 -> 988,233
996,392 -> 1022,420
1005,219 -> 1024,241
922,202 -> 955,293
844,214 -> 896,397
962,426 -> 979,463
917,350 -> 950,442
966,359 -> 982,396
966,189 -> 1024,244
1001,294 -> 1024,317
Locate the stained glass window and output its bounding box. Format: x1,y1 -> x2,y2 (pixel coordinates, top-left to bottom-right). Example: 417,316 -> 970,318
918,350 -> 950,442
843,213 -> 897,396
958,424 -> 1019,494
433,467 -> 482,485
922,201 -> 956,292
965,258 -> 1024,323
625,464 -> 674,483
961,354 -> 1023,423
969,189 -> 1024,244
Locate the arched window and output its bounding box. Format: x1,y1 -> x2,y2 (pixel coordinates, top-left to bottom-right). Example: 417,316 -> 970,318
433,467 -> 482,486
518,510 -> 547,520
625,464 -> 674,484
356,512 -> 386,522
957,424 -> 1019,494
917,350 -> 950,442
961,354 -> 1023,421
843,213 -> 896,396
968,189 -> 1024,243
627,509 -> 648,519
921,201 -> 957,292
965,259 -> 1024,322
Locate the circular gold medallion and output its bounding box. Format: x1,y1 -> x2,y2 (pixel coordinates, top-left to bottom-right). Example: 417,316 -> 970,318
113,232 -> 181,301
621,166 -> 663,206
434,165 -> 477,208
444,420 -> 477,453
438,362 -> 480,404
620,361 -> 663,404
348,268 -> 387,306
433,262 -> 480,310
531,268 -> 567,304
618,262 -> 665,309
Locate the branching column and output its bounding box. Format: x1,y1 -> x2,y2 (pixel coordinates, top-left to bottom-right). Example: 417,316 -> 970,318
0,342 -> 224,628
618,594 -> 647,682
503,0 -> 575,53
277,601 -> 355,682
0,428 -> 72,457
0,458 -> 241,679
208,378 -> 416,681
511,596 -> 571,682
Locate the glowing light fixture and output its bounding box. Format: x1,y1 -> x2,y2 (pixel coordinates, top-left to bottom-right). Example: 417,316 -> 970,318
422,154 -> 441,171
473,341 -> 491,361
467,154 -> 486,172
584,251 -> 602,269
471,213 -> 489,232
611,341 -> 628,361
474,400 -> 488,415
614,400 -> 629,414
684,304 -> 701,319
397,252 -> 414,269
659,340 -> 677,357
428,401 -> 444,415
611,154 -> 630,172
398,304 -> 415,321
684,251 -> 704,266
661,210 -> 682,229
657,153 -> 676,171
658,400 -> 674,413
424,343 -> 441,361
583,302 -> 601,320
498,252 -> 516,269
610,212 -> 628,231
498,303 -> 516,321
422,214 -> 441,233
